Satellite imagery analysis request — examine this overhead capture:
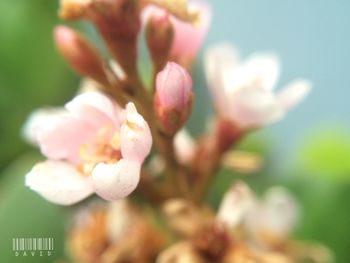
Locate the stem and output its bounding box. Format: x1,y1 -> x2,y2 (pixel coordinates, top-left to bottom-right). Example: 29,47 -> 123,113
190,119 -> 244,203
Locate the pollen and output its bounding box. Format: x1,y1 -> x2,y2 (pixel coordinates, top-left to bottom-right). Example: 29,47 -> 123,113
76,129 -> 122,176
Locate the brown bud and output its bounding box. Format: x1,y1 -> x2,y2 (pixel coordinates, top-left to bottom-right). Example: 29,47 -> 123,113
54,26 -> 108,85
145,9 -> 174,71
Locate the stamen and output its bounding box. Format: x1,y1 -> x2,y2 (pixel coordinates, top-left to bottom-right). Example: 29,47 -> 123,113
76,129 -> 122,176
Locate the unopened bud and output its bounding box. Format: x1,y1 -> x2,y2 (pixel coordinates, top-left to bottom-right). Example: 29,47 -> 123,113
54,26 -> 107,85
145,8 -> 174,71
154,62 -> 193,134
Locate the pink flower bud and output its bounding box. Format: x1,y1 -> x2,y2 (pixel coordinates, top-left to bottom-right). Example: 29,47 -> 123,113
54,26 -> 107,85
154,62 -> 193,134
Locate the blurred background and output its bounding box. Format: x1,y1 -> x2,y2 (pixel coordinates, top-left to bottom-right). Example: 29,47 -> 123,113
0,0 -> 349,262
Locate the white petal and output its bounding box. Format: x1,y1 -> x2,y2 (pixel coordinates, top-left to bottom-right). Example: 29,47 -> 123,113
242,53 -> 280,91
174,129 -> 196,165
120,103 -> 152,163
217,182 -> 255,228
204,43 -> 240,118
91,159 -> 141,201
25,161 -> 93,205
230,85 -> 284,128
261,187 -> 299,236
277,79 -> 312,111
22,107 -> 68,145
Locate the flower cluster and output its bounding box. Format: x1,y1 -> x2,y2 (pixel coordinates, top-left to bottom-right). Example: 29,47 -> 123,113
22,0 -> 331,262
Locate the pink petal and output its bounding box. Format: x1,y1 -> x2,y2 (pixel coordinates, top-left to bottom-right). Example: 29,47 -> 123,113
66,91 -> 121,129
25,161 -> 93,205
156,62 -> 193,110
22,107 -> 68,145
170,0 -> 211,62
91,159 -> 141,201
36,114 -> 97,163
277,79 -> 312,111
230,85 -> 284,128
120,103 -> 152,163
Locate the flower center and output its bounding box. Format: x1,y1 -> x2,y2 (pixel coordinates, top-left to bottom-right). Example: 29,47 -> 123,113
76,125 -> 122,176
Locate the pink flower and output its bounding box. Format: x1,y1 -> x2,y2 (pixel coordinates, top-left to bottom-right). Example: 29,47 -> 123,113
142,0 -> 211,65
24,92 -> 152,205
154,62 -> 193,134
204,43 -> 312,129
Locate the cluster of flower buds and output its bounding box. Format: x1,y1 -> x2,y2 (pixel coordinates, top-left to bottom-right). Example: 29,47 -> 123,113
22,0 -> 330,262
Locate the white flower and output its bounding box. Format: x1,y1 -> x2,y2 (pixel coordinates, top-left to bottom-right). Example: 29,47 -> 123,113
204,43 -> 311,129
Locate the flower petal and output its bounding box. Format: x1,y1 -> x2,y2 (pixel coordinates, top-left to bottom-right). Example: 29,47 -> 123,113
261,187 -> 299,236
66,91 -> 121,129
36,114 -> 97,163
91,159 -> 141,201
22,107 -> 68,145
204,43 -> 240,118
25,161 -> 93,205
217,182 -> 255,228
241,53 -> 280,91
230,85 -> 284,128
277,79 -> 312,111
174,129 -> 196,165
120,103 -> 152,163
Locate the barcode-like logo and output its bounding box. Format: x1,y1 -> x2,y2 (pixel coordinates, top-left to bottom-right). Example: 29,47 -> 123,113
12,238 -> 53,257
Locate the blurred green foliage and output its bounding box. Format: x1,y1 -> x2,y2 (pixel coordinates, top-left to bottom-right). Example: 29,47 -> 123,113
298,129 -> 350,180
1,1 -> 350,263
0,0 -> 78,169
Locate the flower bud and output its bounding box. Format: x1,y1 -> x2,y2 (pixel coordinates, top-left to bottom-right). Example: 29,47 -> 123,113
54,26 -> 108,85
154,62 -> 193,134
145,8 -> 174,72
